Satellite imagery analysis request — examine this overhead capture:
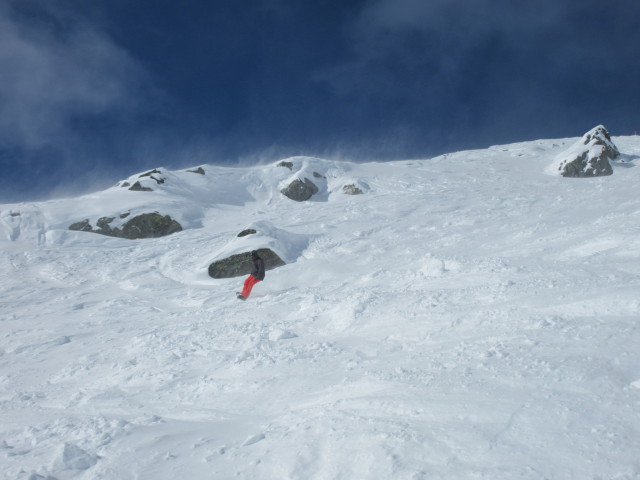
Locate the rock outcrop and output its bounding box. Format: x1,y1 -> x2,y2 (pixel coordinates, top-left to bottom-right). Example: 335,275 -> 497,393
137,169 -> 166,185
119,213 -> 182,239
208,248 -> 286,279
128,181 -> 153,192
69,219 -> 93,232
69,213 -> 182,239
281,177 -> 319,202
277,161 -> 294,170
552,125 -> 619,177
237,229 -> 257,237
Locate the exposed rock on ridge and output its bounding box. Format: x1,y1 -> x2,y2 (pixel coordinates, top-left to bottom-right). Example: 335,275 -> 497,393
552,125 -> 619,177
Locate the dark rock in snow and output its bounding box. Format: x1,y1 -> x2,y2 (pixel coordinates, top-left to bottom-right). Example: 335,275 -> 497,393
68,213 -> 182,239
187,167 -> 206,175
342,184 -> 364,195
96,217 -> 115,231
237,228 -> 257,237
208,248 -> 286,279
128,181 -> 153,192
281,178 -> 319,202
120,213 -> 182,239
555,125 -> 619,177
277,161 -> 294,170
139,169 -> 162,178
69,219 -> 93,232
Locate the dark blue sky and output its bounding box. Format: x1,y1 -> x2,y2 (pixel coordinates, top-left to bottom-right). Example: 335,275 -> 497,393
1,0 -> 639,201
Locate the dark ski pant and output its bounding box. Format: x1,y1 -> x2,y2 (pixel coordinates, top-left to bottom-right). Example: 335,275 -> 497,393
241,275 -> 261,298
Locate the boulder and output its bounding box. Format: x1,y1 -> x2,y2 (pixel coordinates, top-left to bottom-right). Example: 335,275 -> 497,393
237,228 -> 257,237
208,248 -> 286,279
120,213 -> 182,239
281,177 -> 319,202
553,125 -> 619,177
68,213 -> 182,239
187,167 -> 206,175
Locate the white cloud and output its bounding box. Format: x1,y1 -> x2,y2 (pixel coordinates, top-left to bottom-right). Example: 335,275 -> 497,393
0,1 -> 147,150
316,0 -> 570,97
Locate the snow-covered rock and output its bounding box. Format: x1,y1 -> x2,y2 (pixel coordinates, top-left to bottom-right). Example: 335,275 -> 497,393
55,443 -> 98,471
278,157 -> 329,201
342,183 -> 364,195
550,125 -> 619,177
280,177 -> 319,201
69,212 -> 182,239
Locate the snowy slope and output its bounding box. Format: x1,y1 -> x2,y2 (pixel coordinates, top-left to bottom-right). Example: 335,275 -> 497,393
1,136 -> 640,479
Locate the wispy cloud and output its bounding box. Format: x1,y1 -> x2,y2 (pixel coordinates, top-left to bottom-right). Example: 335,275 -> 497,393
0,1 -> 147,151
318,0 -> 569,97
314,0 -> 640,149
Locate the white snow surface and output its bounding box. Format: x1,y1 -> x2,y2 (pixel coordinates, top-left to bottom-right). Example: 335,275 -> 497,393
1,137 -> 640,479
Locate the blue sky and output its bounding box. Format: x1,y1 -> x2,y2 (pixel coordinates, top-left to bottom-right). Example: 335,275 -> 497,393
1,0 -> 639,201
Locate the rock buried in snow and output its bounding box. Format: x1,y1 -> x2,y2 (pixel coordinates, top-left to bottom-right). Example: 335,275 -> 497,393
25,474 -> 57,480
269,328 -> 298,341
552,125 -> 619,177
52,335 -> 71,345
281,177 -> 319,202
342,184 -> 364,195
242,433 -> 265,446
57,443 -> 98,471
208,248 -> 286,279
68,213 -> 182,239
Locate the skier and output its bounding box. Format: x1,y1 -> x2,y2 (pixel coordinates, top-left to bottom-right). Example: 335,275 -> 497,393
237,250 -> 265,300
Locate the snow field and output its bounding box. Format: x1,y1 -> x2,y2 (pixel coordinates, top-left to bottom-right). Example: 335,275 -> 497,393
1,137 -> 640,479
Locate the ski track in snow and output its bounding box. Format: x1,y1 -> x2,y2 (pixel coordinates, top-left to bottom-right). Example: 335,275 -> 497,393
1,138 -> 640,479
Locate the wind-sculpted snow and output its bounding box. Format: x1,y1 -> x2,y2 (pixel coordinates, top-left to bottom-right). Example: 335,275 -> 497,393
1,138 -> 640,479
